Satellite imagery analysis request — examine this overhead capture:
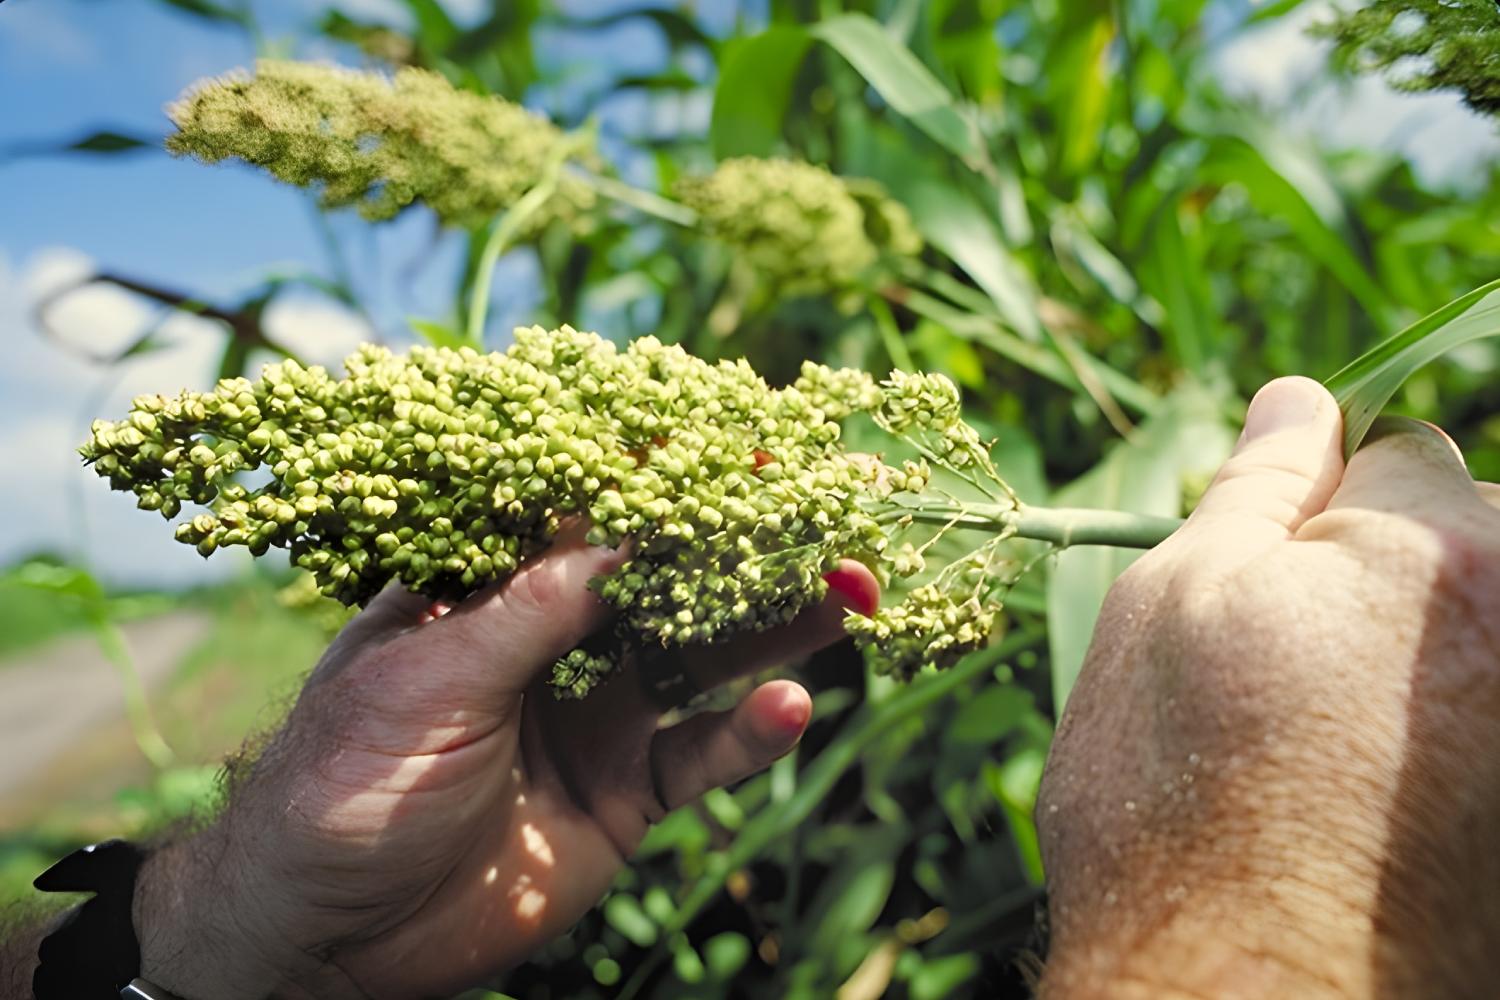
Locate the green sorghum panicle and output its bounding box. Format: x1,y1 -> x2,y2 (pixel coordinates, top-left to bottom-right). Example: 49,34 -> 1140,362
674,158 -> 922,297
845,550 -> 1006,680
86,327 -> 1002,695
83,329 -> 1024,695
167,60 -> 599,230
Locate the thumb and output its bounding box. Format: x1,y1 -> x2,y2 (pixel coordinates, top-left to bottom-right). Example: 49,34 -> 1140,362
1177,377 -> 1344,551
414,528 -> 629,694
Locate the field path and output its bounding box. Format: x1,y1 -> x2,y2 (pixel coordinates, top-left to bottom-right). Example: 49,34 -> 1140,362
0,613 -> 211,816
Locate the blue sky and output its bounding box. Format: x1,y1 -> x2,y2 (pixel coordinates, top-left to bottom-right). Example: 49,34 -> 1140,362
0,0 -> 1496,587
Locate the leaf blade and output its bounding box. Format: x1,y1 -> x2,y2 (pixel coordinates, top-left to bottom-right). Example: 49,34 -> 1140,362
1325,278 -> 1500,454
811,14 -> 983,166
708,27 -> 812,159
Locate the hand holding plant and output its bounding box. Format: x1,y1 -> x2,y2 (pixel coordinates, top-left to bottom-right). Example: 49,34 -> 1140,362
1038,379 -> 1500,997
131,531 -> 878,999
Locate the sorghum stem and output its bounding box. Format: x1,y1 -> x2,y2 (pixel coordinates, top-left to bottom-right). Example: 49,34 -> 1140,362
575,169 -> 700,227
898,501 -> 1183,550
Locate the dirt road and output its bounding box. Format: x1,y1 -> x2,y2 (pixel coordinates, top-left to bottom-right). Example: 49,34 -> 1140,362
0,614 -> 210,814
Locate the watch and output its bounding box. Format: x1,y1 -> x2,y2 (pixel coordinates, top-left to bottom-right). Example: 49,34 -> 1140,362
31,840 -> 183,1000
121,979 -> 184,1000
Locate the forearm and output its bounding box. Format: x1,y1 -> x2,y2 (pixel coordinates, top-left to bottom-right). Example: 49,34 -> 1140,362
2,904 -> 57,1000
1040,899 -> 1377,999
1039,844 -> 1500,999
0,824 -> 335,1000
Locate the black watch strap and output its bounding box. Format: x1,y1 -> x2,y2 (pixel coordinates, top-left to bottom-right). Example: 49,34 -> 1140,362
121,979 -> 184,1000
33,839 -> 148,999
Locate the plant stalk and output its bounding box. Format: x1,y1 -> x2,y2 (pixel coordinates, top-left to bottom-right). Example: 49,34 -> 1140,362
575,169 -> 700,227
617,627 -> 1045,1000
896,501 -> 1183,549
466,136 -> 593,347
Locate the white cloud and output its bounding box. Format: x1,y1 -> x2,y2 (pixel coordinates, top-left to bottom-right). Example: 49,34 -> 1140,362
263,296 -> 375,372
21,246 -> 94,303
0,248 -> 237,586
0,247 -> 394,586
1216,1 -> 1327,106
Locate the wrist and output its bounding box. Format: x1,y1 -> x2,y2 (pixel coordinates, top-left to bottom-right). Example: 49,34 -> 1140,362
133,828 -> 276,1000
1040,830 -> 1387,1000
1042,893 -> 1376,999
133,822 -> 360,1000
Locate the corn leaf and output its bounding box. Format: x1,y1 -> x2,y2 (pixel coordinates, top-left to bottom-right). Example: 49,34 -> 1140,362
1325,278 -> 1500,455
1198,132 -> 1395,332
708,27 -> 812,158
811,14 -> 986,168
710,15 -> 986,170
1046,385 -> 1235,709
900,179 -> 1041,341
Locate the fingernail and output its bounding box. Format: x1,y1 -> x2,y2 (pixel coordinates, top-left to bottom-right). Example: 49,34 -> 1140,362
823,565 -> 879,616
777,696 -> 811,739
1242,377 -> 1324,444
765,682 -> 812,741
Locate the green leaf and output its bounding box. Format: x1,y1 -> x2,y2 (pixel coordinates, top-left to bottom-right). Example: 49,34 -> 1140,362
2,129 -> 158,162
811,14 -> 984,167
408,318 -> 470,350
709,27 -> 812,158
807,855 -> 898,958
910,952 -> 980,1000
153,0 -> 251,25
1199,132 -> 1393,331
1046,385 -> 1235,708
983,747 -> 1048,882
947,685 -> 1032,745
1135,197 -> 1215,373
14,561 -> 107,608
1051,11 -> 1114,176
1326,279 -> 1500,455
901,181 -> 1041,341
70,131 -> 155,154
1245,0 -> 1310,25
603,893 -> 658,948
404,0 -> 458,51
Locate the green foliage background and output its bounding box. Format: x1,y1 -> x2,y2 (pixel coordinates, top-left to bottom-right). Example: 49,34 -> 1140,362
6,1 -> 1500,997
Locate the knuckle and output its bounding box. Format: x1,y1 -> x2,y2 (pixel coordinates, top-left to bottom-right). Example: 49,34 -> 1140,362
506,558 -> 565,615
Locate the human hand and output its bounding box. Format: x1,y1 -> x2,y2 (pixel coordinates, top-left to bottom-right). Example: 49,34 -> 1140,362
1036,378 -> 1500,998
131,529 -> 879,1000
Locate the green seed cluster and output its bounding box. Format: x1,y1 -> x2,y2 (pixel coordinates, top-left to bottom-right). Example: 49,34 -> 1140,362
874,371 -> 1001,485
675,158 -> 922,297
83,326 -> 952,695
167,60 -> 599,230
1318,0 -> 1500,117
845,552 -> 1005,681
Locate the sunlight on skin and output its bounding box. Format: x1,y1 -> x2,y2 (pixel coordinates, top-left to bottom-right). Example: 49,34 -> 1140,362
508,874 -> 548,924
263,555 -> 876,998
521,822 -> 556,868
316,754 -> 453,840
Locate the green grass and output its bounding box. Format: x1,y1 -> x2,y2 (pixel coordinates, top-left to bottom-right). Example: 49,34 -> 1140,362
0,570 -> 337,906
